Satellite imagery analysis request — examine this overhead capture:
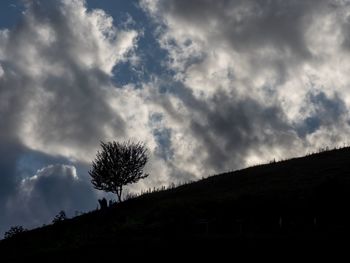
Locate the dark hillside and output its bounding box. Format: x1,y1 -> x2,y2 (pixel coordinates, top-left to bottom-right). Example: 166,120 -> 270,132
2,147 -> 350,260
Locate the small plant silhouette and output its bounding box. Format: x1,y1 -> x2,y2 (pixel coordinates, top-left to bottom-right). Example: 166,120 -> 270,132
89,140 -> 149,202
98,198 -> 108,210
52,210 -> 67,224
4,225 -> 27,239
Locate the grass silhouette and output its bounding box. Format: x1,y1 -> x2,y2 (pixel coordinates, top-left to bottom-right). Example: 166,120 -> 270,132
2,146 -> 350,260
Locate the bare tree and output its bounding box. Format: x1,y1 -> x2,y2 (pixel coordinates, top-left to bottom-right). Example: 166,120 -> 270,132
89,141 -> 149,202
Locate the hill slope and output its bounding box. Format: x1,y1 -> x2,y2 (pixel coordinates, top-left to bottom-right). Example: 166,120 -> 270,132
2,147 -> 350,260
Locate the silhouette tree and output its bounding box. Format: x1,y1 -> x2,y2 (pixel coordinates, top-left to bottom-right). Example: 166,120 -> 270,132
4,226 -> 27,239
89,141 -> 149,202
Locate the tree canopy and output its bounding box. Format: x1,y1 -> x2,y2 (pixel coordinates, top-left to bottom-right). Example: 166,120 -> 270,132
89,141 -> 149,202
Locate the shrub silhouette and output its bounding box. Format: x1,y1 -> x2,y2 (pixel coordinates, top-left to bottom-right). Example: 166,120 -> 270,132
4,225 -> 27,239
52,210 -> 67,224
89,141 -> 149,202
98,197 -> 108,210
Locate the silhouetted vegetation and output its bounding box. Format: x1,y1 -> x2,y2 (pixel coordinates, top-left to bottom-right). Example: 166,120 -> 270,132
52,210 -> 67,224
2,146 -> 350,260
89,140 -> 149,202
98,198 -> 108,210
4,226 -> 27,239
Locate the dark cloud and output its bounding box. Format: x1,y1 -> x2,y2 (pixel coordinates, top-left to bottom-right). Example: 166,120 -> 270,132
5,164 -> 96,231
0,142 -> 97,236
0,142 -> 23,204
174,86 -> 294,172
147,78 -> 297,177
205,93 -> 293,169
0,70 -> 37,235
157,0 -> 331,56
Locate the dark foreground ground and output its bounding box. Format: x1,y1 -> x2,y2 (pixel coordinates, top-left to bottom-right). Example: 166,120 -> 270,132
2,147 -> 350,261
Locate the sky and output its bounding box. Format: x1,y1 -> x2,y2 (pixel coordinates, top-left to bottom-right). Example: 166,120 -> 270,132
1,0 -> 350,237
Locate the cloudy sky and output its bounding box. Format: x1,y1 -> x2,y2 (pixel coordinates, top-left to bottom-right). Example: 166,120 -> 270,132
1,0 -> 350,236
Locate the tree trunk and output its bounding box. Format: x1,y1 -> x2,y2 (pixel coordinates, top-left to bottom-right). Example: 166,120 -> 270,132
116,186 -> 123,203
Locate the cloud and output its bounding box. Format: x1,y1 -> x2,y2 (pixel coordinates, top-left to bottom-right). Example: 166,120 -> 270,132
0,0 -> 139,161
140,0 -> 350,170
0,0 -> 140,235
297,91 -> 348,137
5,164 -> 96,228
2,0 -> 350,236
156,0 -> 321,56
